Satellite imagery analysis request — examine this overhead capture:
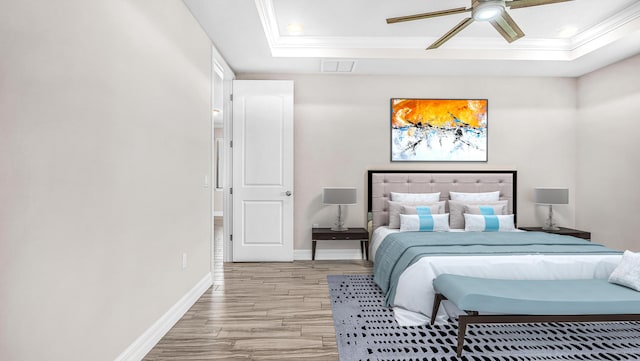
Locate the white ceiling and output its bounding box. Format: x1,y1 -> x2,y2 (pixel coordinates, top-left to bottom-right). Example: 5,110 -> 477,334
184,0 -> 640,77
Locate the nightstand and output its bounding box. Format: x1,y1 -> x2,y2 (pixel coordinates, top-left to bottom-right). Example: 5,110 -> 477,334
519,226 -> 591,240
312,227 -> 369,261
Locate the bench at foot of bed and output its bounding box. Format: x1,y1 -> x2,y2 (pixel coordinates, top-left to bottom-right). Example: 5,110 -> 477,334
431,274 -> 640,357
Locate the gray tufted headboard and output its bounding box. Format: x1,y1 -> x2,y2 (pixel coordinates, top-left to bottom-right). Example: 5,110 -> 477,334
367,170 -> 517,231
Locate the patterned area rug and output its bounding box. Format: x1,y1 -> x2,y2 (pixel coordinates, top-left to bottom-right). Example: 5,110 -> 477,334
328,274 -> 640,361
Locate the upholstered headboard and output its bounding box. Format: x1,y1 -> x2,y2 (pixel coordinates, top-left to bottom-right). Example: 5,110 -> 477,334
367,170 -> 517,231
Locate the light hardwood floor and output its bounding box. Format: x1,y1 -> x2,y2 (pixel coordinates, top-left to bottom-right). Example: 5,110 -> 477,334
143,219 -> 372,360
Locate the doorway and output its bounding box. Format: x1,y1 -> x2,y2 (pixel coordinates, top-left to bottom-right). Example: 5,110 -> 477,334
212,59 -> 224,269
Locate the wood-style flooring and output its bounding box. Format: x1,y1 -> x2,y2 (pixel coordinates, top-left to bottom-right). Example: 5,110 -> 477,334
143,219 -> 372,360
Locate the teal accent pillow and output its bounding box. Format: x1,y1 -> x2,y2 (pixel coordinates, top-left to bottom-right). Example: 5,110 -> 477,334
463,213 -> 515,232
399,213 -> 450,232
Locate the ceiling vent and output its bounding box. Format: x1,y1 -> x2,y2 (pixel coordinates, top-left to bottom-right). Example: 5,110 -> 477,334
321,60 -> 356,73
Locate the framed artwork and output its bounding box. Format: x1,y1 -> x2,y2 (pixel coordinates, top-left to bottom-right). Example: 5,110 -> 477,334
391,98 -> 488,162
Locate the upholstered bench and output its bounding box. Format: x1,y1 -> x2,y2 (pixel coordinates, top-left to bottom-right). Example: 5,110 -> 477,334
431,274 -> 640,357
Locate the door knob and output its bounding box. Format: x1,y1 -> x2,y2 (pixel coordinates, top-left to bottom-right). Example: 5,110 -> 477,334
285,191 -> 292,196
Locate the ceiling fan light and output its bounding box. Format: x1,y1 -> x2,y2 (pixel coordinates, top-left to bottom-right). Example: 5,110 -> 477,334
473,1 -> 504,21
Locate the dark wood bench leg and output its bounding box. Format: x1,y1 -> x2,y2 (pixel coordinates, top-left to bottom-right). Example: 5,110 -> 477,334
457,315 -> 469,357
431,293 -> 446,325
456,318 -> 466,357
431,291 -> 478,357
457,312 -> 478,357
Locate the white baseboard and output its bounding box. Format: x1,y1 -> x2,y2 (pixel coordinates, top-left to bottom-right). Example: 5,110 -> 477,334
115,272 -> 213,361
294,249 -> 364,261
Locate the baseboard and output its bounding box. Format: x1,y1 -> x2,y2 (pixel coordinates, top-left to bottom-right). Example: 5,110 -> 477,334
114,272 -> 213,361
294,248 -> 364,261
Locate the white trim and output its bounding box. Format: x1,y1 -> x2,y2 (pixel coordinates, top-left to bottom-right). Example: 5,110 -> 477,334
222,73 -> 234,263
570,2 -> 640,50
210,52 -> 218,280
294,248 -> 365,261
254,0 -> 640,62
213,60 -> 224,79
254,0 -> 279,50
114,273 -> 213,361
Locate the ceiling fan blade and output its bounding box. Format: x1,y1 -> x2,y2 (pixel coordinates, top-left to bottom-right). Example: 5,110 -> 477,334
387,7 -> 471,24
427,17 -> 474,50
506,0 -> 573,10
489,11 -> 525,43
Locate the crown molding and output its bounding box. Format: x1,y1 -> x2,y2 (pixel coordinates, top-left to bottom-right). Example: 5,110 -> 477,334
568,2 -> 640,59
255,0 -> 640,62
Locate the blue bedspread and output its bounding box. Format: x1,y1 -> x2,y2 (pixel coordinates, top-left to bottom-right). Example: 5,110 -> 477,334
373,231 -> 621,306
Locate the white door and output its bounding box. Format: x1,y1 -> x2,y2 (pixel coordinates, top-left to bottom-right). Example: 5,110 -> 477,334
232,80 -> 294,262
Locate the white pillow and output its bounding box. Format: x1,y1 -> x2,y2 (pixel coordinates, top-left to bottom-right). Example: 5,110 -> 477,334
464,213 -> 515,232
450,191 -> 500,202
608,250 -> 640,291
387,200 -> 445,229
400,213 -> 450,232
390,192 -> 440,203
448,200 -> 509,229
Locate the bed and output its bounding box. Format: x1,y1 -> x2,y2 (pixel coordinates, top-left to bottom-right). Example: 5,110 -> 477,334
367,170 -> 623,326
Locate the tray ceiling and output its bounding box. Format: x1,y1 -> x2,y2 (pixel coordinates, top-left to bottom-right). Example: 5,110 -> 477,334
184,0 -> 640,76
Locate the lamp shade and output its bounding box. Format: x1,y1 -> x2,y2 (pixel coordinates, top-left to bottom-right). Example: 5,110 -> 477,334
322,187 -> 357,205
534,188 -> 569,205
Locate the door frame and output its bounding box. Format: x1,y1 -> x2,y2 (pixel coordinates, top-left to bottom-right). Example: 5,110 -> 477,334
222,73 -> 233,262
211,51 -> 236,264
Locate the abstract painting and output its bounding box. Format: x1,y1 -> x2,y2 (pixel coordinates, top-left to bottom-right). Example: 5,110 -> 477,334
391,98 -> 488,162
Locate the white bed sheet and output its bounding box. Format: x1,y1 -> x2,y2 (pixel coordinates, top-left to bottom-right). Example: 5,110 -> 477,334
370,226 -> 398,261
371,227 -> 623,326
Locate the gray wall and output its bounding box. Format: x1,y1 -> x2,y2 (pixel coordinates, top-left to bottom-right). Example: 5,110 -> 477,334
243,65 -> 640,255
576,54 -> 640,251
240,74 -> 580,257
0,0 -> 213,360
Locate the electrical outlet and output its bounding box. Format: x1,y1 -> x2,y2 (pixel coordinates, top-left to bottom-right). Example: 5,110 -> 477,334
313,223 -> 319,228
182,253 -> 188,269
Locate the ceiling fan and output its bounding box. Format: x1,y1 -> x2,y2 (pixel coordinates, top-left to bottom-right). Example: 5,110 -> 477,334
386,0 -> 574,50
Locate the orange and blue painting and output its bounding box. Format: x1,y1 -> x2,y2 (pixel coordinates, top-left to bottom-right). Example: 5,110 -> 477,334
391,98 -> 488,161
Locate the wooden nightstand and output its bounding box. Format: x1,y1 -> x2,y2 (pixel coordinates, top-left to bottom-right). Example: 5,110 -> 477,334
518,226 -> 591,240
312,227 -> 369,261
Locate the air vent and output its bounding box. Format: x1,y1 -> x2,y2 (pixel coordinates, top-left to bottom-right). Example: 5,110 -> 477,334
321,59 -> 356,73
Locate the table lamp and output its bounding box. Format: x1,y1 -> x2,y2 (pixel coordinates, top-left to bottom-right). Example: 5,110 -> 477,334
534,187 -> 569,231
322,187 -> 357,231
